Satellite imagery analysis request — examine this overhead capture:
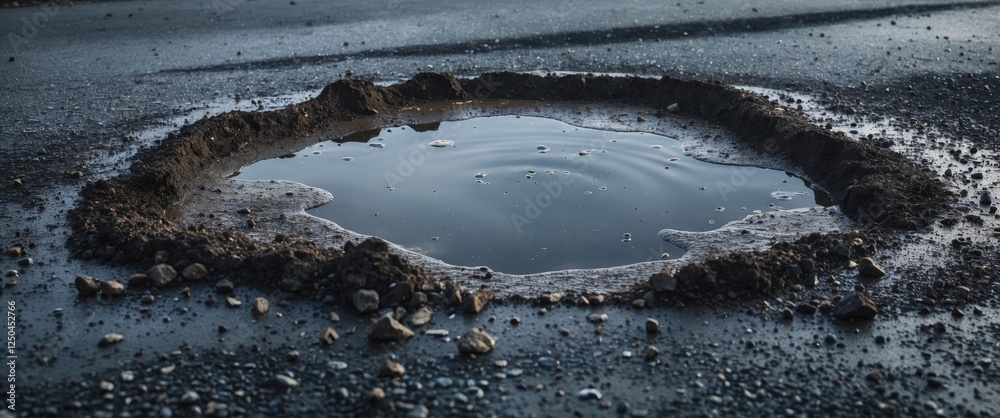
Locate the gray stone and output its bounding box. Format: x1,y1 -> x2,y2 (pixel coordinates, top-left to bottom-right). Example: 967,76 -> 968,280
645,318 -> 660,334
380,283 -> 412,308
147,264 -> 177,287
458,328 -> 496,355
649,269 -> 677,292
409,306 -> 433,327
539,292 -> 563,304
587,313 -> 608,324
368,315 -> 415,341
833,292 -> 878,320
577,388 -> 603,400
270,374 -> 298,389
462,288 -> 494,314
98,333 -> 124,347
644,345 -> 660,361
353,289 -> 380,313
215,279 -> 234,294
181,263 -> 208,281
180,390 -> 200,404
857,257 -> 886,278
980,191 -> 992,206
74,276 -> 100,296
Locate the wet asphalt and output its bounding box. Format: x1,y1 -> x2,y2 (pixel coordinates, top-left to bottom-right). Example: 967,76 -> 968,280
1,0 -> 1000,417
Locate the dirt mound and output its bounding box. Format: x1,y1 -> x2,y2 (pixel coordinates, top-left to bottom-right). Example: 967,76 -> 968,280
67,72 -> 949,305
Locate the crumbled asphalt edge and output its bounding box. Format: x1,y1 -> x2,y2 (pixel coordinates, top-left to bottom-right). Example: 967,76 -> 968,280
66,72 -> 949,306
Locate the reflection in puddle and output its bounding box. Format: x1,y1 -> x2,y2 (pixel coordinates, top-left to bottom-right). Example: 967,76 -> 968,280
238,116 -> 827,274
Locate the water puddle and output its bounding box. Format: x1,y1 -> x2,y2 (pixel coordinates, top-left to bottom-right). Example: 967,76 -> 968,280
236,115 -> 827,274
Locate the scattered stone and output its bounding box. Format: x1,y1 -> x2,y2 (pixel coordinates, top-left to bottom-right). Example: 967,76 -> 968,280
225,296 -> 242,307
409,291 -> 428,308
181,263 -> 208,281
857,257 -> 886,278
833,292 -> 878,320
127,273 -> 149,287
369,387 -> 386,402
236,207 -> 251,215
287,350 -> 300,362
7,247 -> 22,257
795,302 -> 817,315
74,276 -> 101,296
539,292 -> 563,304
270,374 -> 298,389
462,288 -> 494,314
631,299 -> 646,309
100,280 -> 125,297
251,297 -> 269,316
378,359 -> 406,377
180,390 -> 200,404
98,333 -> 124,347
645,318 -> 660,334
577,388 -> 603,400
458,328 -> 496,355
16,258 -> 32,267
576,296 -> 590,306
368,315 -> 415,341
951,307 -> 964,318
425,329 -> 449,337
320,327 -> 340,345
211,279 -> 233,295
587,313 -> 608,324
510,317 -> 521,325
141,294 -> 155,305
644,345 -> 661,361
353,289 -> 380,313
666,103 -> 680,113
781,308 -> 794,320
649,269 -> 677,292
409,306 -> 433,327
980,191 -> 992,206
146,264 -> 177,287
589,294 -> 606,305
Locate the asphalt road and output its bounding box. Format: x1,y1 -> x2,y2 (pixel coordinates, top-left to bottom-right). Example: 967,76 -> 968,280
1,1 -> 999,417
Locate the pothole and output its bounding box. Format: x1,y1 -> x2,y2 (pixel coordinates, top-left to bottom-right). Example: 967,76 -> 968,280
234,115 -> 827,274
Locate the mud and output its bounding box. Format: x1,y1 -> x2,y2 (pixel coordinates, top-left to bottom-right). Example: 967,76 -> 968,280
66,72 -> 950,305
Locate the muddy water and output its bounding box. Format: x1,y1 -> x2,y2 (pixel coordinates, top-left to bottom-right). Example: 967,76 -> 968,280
237,116 -> 825,274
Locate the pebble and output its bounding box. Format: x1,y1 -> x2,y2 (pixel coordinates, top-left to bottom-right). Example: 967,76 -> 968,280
141,294 -> 155,305
631,299 -> 646,309
100,280 -> 125,297
369,387 -> 386,402
577,388 -> 603,400
539,292 -> 563,304
368,315 -> 415,341
832,292 -> 878,320
429,139 -> 454,147
409,306 -> 433,326
251,297 -> 269,316
352,289 -> 380,313
461,288 -> 494,314
666,103 -> 680,113
378,359 -> 406,377
857,257 -> 886,278
74,276 -> 101,296
181,263 -> 208,281
645,318 -> 660,334
236,207 -> 251,215
98,333 -> 124,347
320,327 -> 340,345
180,390 -> 199,404
587,313 -> 608,324
270,374 -> 298,389
215,279 -> 234,293
16,258 -> 32,267
225,296 -> 242,307
146,264 -> 177,287
795,302 -> 817,315
458,328 -> 496,355
644,345 -> 661,361
649,269 -> 677,292
981,191 -> 992,206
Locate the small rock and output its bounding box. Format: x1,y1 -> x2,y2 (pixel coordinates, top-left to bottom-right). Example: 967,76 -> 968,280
353,289 -> 380,313
369,387 -> 386,402
7,246 -> 22,257
631,299 -> 646,309
645,318 -> 660,334
833,292 -> 878,320
980,191 -> 992,206
587,313 -> 608,324
462,288 -> 494,314
649,269 -> 677,292
409,306 -> 433,327
644,345 -> 660,361
180,390 -> 200,404
98,333 -> 124,347
181,263 -> 208,281
236,207 -> 251,215
75,276 -> 101,296
270,374 -> 298,389
589,294 -> 606,305
857,257 -> 886,278
666,103 -> 680,113
16,258 -> 32,267
539,292 -> 563,304
100,280 -> 125,297
146,264 -> 177,287
458,328 -> 496,355
128,273 -> 149,287
251,297 -> 269,316
576,296 -> 590,306
320,327 -> 340,345
141,294 -> 155,305
215,279 -> 234,294
368,315 -> 415,341
378,359 -> 406,377
577,388 -> 603,400
225,296 -> 242,307
795,302 -> 817,315
287,350 -> 300,362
